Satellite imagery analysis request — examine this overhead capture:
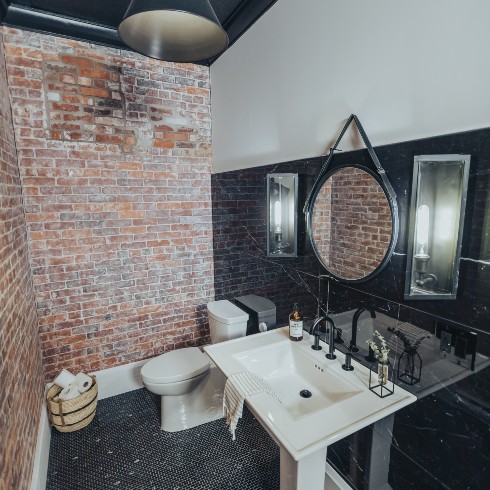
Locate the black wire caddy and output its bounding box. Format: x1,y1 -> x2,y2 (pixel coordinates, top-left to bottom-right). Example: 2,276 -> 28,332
387,323 -> 430,386
397,348 -> 422,385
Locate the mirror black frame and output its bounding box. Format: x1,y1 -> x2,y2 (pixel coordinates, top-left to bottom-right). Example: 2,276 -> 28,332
307,163 -> 399,283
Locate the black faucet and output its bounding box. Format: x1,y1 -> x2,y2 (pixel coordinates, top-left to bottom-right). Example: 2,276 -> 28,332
350,307 -> 376,352
309,316 -> 338,360
309,316 -> 325,351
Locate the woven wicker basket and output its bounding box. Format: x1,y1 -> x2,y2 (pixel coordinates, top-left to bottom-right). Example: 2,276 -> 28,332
47,375 -> 98,433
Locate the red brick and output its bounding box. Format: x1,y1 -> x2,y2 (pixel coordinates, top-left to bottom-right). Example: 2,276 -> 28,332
59,55 -> 94,68
95,134 -> 124,144
154,140 -> 174,148
186,87 -> 209,96
79,68 -> 110,80
80,87 -> 109,98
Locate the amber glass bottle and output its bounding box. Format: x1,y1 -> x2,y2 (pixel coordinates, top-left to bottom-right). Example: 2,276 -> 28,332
289,303 -> 303,341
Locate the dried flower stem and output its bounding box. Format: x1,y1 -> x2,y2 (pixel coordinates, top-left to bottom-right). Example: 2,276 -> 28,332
366,330 -> 390,362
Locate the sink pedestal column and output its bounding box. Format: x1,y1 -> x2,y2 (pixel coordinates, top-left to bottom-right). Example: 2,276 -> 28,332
280,446 -> 327,490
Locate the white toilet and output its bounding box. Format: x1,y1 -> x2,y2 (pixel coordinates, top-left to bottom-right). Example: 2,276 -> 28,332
141,300 -> 249,431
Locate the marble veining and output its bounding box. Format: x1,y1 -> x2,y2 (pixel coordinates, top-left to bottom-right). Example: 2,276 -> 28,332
460,256 -> 490,266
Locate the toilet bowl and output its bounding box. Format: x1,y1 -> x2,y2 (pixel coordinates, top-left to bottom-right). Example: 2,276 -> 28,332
141,300 -> 248,431
142,347 -> 210,396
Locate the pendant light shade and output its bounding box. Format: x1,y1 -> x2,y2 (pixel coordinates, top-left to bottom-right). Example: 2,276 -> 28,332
118,0 -> 229,62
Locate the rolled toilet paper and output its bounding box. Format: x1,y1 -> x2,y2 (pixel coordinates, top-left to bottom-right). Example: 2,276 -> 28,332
72,372 -> 92,393
259,322 -> 268,332
58,384 -> 81,401
53,369 -> 76,389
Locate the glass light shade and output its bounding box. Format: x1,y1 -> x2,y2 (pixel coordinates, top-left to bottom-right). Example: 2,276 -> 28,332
415,204 -> 430,254
118,0 -> 229,62
267,174 -> 298,257
405,155 -> 470,300
274,200 -> 282,231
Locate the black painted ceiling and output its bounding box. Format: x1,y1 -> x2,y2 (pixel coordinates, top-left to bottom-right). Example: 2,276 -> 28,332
0,0 -> 278,65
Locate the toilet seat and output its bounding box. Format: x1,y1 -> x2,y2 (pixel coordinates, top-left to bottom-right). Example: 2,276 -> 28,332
141,347 -> 210,384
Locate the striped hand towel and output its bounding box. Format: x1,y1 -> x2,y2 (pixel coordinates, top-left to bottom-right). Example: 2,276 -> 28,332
223,371 -> 281,441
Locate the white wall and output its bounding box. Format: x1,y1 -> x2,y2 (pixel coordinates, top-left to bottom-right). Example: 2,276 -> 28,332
211,0 -> 490,173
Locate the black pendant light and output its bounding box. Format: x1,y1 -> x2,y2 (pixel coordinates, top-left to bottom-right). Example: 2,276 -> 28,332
118,0 -> 229,63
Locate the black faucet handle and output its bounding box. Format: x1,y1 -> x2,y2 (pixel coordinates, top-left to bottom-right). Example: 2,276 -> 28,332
311,332 -> 322,351
365,345 -> 377,363
325,318 -> 337,360
349,340 -> 360,353
335,327 -> 344,344
342,353 -> 354,371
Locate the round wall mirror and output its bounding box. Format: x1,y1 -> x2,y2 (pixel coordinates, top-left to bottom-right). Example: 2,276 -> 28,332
308,165 -> 396,282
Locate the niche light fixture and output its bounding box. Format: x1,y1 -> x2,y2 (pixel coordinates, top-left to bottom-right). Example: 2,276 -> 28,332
405,155 -> 470,300
118,0 -> 229,62
267,174 -> 298,257
413,204 -> 434,287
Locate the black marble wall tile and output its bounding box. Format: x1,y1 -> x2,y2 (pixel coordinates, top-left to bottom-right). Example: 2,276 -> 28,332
326,281 -> 401,320
211,127 -> 490,490
390,370 -> 490,490
211,157 -> 323,325
326,426 -> 373,490
322,128 -> 490,338
318,129 -> 490,489
211,128 -> 490,344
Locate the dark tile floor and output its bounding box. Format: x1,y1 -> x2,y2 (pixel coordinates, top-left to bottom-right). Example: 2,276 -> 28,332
47,389 -> 280,490
47,367 -> 490,490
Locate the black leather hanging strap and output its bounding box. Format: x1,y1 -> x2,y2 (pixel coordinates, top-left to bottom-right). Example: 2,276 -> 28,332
304,114 -> 394,214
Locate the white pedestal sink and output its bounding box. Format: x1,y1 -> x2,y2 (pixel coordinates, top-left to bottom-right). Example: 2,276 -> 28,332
205,327 -> 416,490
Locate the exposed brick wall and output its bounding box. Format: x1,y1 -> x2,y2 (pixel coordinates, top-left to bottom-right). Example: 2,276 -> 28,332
0,29 -> 44,490
3,28 -> 215,381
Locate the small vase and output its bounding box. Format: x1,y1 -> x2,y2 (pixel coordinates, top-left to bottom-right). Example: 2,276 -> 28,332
377,360 -> 389,385
397,348 -> 422,385
369,360 -> 394,398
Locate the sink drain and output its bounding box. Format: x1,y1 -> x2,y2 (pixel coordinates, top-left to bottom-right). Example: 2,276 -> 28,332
299,389 -> 312,398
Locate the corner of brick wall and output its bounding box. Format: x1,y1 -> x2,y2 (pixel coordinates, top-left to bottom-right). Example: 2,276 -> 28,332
0,27 -> 45,490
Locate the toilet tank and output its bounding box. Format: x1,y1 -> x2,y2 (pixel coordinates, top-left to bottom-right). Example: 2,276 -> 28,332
207,300 -> 249,344
234,295 -> 276,335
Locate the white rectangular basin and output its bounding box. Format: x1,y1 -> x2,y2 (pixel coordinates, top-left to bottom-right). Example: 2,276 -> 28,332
234,342 -> 362,420
205,326 -> 416,462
